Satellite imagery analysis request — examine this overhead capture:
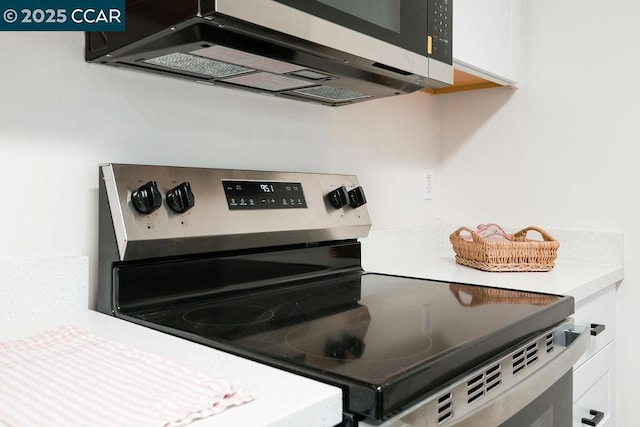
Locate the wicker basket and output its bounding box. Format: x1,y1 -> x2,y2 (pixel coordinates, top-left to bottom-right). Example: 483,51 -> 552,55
450,225 -> 559,272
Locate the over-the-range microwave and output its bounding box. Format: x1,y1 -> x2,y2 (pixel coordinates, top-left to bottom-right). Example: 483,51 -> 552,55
85,0 -> 453,106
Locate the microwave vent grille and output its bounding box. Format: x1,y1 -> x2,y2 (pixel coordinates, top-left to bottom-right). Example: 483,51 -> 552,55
145,53 -> 254,78
224,72 -> 316,92
293,86 -> 372,102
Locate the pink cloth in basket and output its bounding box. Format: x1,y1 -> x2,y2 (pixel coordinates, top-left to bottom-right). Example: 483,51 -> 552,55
0,326 -> 254,427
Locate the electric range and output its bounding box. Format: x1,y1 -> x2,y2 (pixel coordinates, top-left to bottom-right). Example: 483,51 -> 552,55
98,164 -> 587,426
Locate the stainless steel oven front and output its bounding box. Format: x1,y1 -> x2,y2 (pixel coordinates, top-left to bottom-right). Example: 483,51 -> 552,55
365,320 -> 588,427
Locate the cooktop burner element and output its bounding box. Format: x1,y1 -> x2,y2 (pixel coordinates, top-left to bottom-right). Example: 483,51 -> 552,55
97,164 -> 580,426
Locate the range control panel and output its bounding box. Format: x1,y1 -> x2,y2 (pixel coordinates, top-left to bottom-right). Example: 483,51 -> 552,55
100,164 -> 372,260
222,180 -> 307,210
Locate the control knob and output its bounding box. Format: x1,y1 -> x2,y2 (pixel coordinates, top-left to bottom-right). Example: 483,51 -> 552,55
166,182 -> 195,213
131,181 -> 162,214
348,186 -> 367,208
327,186 -> 349,209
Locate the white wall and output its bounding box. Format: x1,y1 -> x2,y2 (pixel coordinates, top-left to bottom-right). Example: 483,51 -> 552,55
0,32 -> 442,306
437,1 -> 639,424
3,3 -> 636,423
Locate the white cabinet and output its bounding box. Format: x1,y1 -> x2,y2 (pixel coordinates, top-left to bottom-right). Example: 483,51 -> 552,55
573,343 -> 613,427
453,0 -> 521,85
572,285 -> 616,427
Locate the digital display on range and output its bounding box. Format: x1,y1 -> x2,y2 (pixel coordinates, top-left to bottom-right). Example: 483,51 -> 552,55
222,180 -> 307,210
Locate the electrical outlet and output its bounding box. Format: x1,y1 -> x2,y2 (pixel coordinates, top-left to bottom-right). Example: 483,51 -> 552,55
423,169 -> 434,200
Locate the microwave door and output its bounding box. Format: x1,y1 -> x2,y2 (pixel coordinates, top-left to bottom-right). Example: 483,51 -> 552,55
215,0 -> 432,79
272,0 -> 428,56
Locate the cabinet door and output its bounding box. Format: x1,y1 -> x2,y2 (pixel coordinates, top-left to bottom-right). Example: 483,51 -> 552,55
573,343 -> 613,427
453,0 -> 521,84
573,285 -> 616,369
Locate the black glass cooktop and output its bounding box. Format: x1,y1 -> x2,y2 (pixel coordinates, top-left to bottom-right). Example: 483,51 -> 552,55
122,271 -> 573,420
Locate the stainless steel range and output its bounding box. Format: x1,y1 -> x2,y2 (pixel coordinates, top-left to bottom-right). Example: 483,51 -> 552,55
97,163 -> 588,426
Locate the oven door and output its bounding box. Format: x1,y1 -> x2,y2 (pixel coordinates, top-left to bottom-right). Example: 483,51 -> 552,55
499,370 -> 572,426
458,324 -> 588,427
378,322 -> 589,427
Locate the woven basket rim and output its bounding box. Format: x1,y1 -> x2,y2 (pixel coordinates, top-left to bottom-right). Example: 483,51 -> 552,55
450,225 -> 559,272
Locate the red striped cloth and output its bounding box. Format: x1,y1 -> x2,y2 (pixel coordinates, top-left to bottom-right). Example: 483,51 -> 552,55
0,326 -> 254,426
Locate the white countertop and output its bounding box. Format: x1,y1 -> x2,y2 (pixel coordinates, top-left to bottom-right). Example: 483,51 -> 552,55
1,227 -> 624,427
362,256 -> 624,303
1,259 -> 622,427
360,226 -> 624,303
0,310 -> 343,427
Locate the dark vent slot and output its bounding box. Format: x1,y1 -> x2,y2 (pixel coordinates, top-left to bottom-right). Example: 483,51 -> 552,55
438,411 -> 453,425
513,355 -> 525,365
486,361 -> 501,379
438,392 -> 452,404
467,390 -> 484,404
486,380 -> 502,393
467,373 -> 484,388
438,402 -> 452,414
467,375 -> 485,405
486,366 -> 502,394
437,391 -> 453,426
468,383 -> 484,396
513,364 -> 525,375
525,342 -> 539,366
513,352 -> 526,375
486,373 -> 501,384
372,62 -> 412,76
546,334 -> 554,353
486,364 -> 501,376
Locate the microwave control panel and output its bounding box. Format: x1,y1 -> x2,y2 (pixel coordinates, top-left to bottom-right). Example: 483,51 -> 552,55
428,0 -> 452,64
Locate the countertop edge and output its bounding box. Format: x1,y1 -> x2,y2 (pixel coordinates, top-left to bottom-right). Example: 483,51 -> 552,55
363,257 -> 624,304
0,310 -> 344,427
561,265 -> 623,303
